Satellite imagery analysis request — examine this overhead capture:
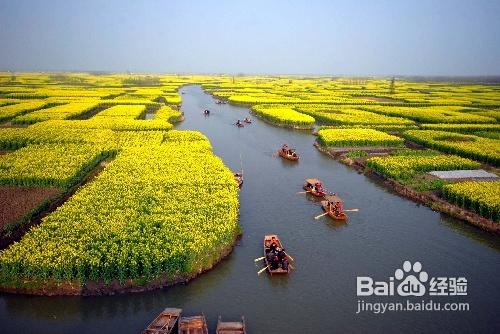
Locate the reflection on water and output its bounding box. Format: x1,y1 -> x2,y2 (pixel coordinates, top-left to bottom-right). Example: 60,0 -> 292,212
0,85 -> 499,334
439,214 -> 500,251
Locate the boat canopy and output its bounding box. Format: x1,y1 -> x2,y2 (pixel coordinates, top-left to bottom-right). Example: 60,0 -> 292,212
305,178 -> 321,185
324,194 -> 343,203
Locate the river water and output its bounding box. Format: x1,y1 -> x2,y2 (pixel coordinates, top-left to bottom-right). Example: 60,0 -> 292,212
0,85 -> 499,334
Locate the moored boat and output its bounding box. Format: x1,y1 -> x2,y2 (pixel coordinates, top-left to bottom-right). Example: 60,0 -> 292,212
303,178 -> 326,197
216,316 -> 246,334
234,172 -> 243,188
143,308 -> 182,334
178,314 -> 208,334
263,234 -> 290,275
321,195 -> 348,221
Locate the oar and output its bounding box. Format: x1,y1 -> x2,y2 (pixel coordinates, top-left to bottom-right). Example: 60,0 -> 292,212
257,266 -> 269,275
240,153 -> 244,177
344,208 -> 359,212
289,264 -> 295,270
284,252 -> 294,262
254,256 -> 265,262
314,212 -> 329,219
296,190 -> 311,195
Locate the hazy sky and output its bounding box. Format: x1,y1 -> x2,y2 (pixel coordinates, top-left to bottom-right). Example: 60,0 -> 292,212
1,0 -> 499,75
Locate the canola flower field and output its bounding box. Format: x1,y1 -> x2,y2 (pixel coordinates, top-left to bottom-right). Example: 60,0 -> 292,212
0,74 -> 241,291
403,130 -> 500,166
0,72 -> 499,293
443,182 -> 500,222
0,143 -> 115,189
317,128 -> 404,147
366,153 -> 480,180
252,105 -> 315,128
0,133 -> 239,284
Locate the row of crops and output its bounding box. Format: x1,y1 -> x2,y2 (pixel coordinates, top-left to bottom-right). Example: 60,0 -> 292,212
298,106 -> 416,126
0,143 -> 116,189
366,154 -> 480,180
0,101 -> 54,122
251,105 -> 315,128
402,130 -> 500,166
317,128 -> 404,147
11,102 -> 103,124
360,105 -> 496,124
93,104 -> 146,119
443,182 -> 500,222
155,105 -> 183,123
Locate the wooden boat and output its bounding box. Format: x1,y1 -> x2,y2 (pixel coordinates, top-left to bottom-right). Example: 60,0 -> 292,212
178,314 -> 208,334
216,316 -> 246,334
234,172 -> 243,188
263,234 -> 290,275
143,308 -> 182,334
321,195 -> 348,221
278,148 -> 299,161
303,178 -> 326,197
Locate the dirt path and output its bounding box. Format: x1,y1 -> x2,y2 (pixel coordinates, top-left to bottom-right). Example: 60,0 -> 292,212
0,186 -> 60,229
0,158 -> 113,249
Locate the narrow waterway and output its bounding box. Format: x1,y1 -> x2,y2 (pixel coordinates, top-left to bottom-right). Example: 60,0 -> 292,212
0,85 -> 499,334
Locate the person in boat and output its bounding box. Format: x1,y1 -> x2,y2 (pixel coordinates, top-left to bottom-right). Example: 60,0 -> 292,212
236,120 -> 242,126
244,117 -> 251,123
315,182 -> 324,194
269,252 -> 280,270
333,201 -> 342,216
266,249 -> 274,263
277,247 -> 286,261
277,248 -> 288,270
269,241 -> 278,253
281,144 -> 289,152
